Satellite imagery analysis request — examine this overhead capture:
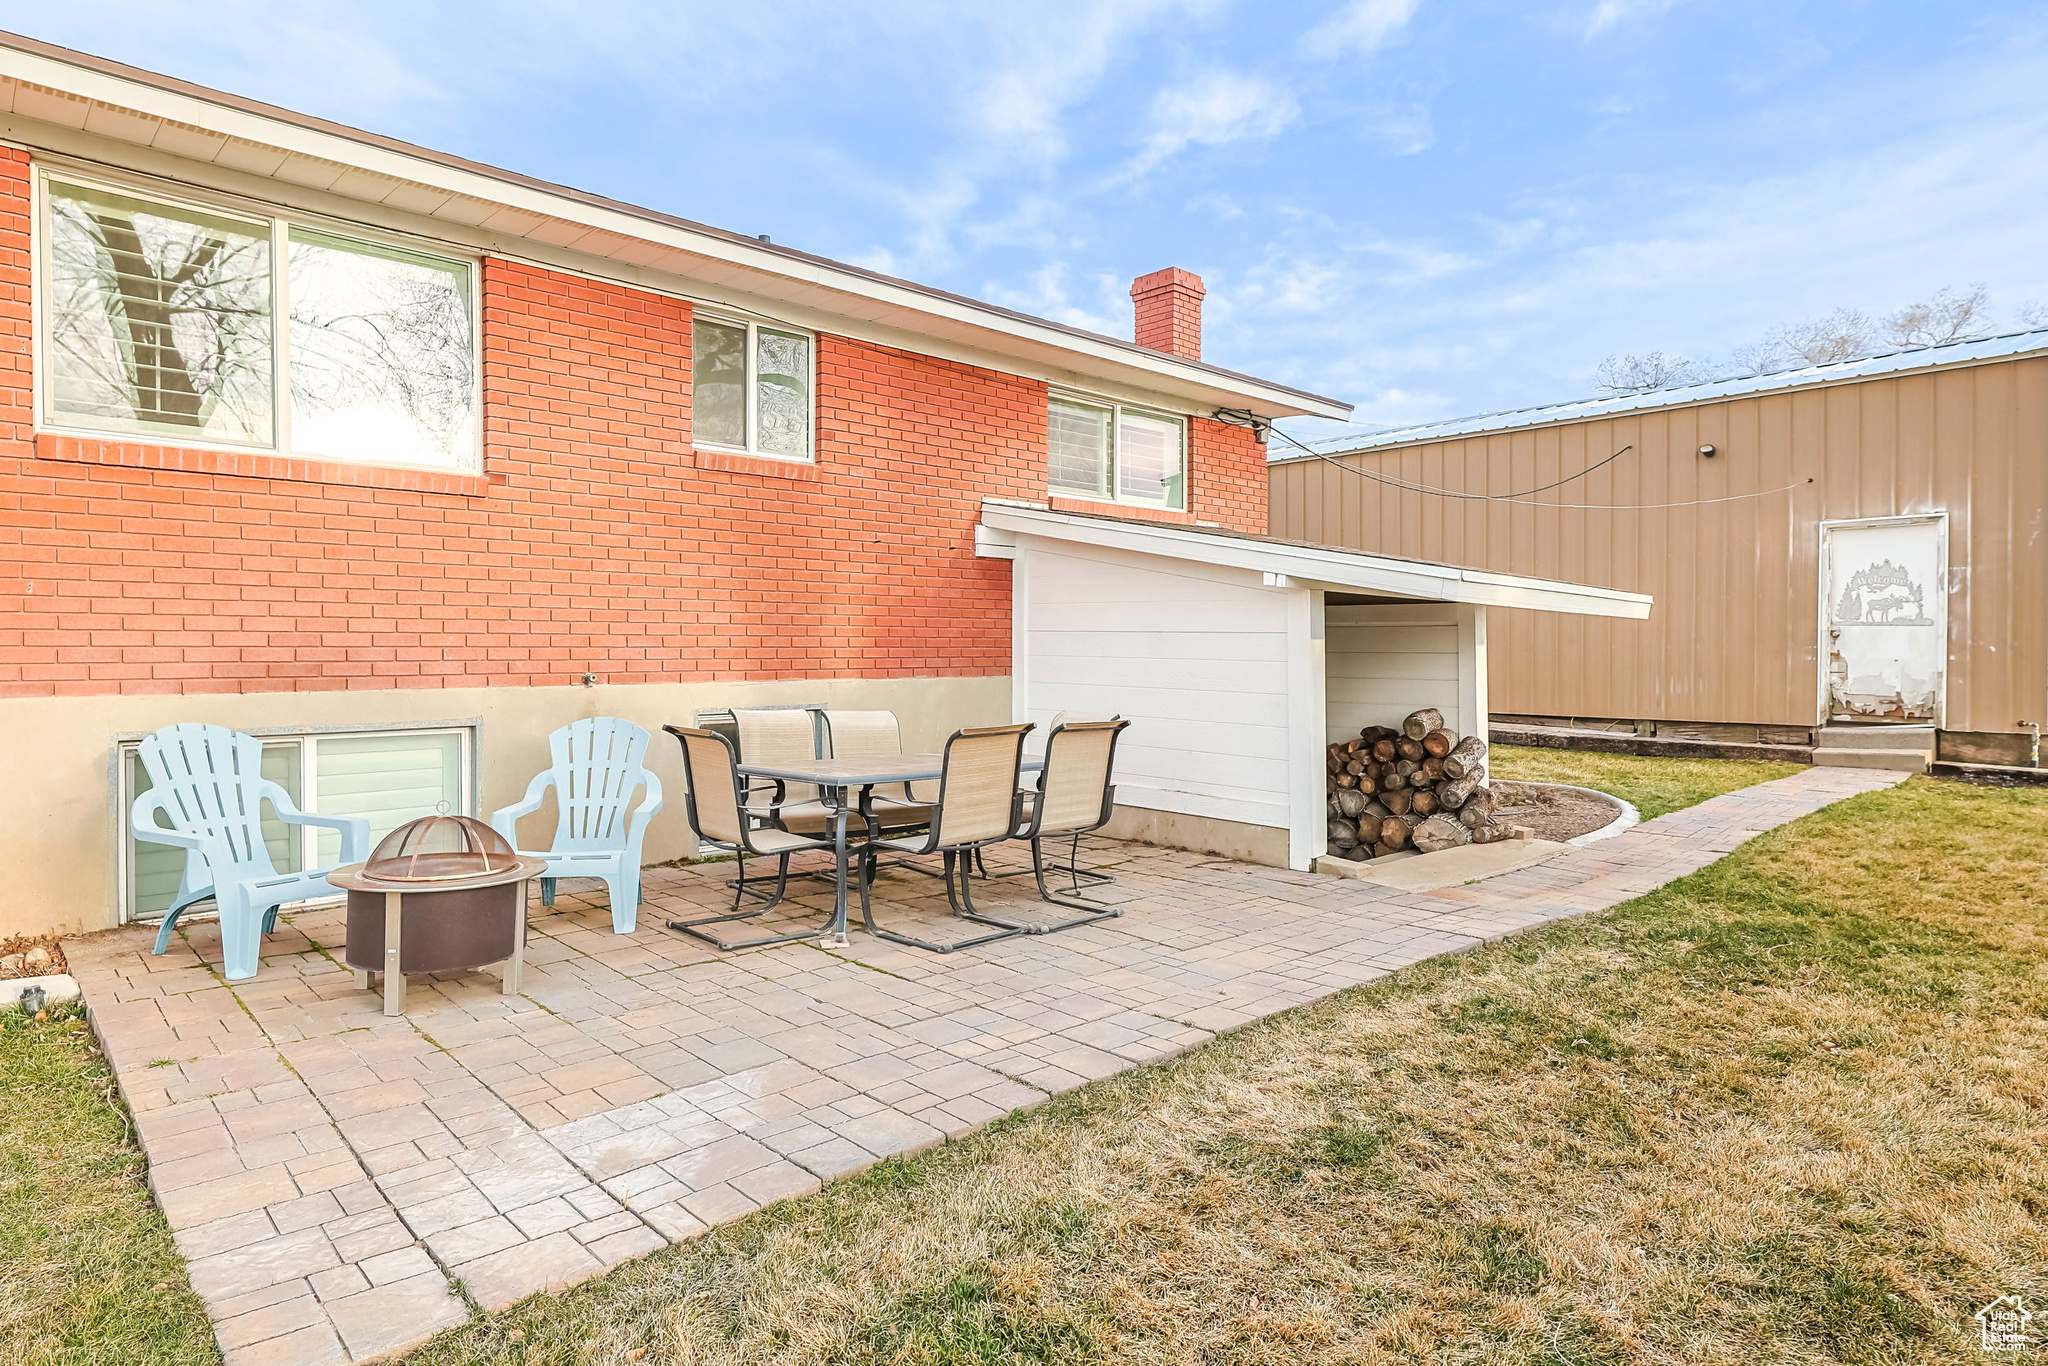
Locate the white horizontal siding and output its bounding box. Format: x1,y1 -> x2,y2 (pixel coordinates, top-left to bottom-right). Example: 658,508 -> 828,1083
1326,604 -> 1471,743
1029,654 -> 1289,699
1021,542 -> 1291,831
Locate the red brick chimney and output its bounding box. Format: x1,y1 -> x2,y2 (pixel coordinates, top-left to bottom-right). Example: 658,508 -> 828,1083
1130,267 -> 1206,360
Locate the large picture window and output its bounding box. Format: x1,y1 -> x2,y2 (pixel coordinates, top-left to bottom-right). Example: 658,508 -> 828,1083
1047,397 -> 1186,509
692,315 -> 812,460
39,173 -> 479,470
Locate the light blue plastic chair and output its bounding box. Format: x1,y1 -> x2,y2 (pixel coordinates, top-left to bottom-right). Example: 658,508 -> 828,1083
132,724 -> 370,982
491,717 -> 664,934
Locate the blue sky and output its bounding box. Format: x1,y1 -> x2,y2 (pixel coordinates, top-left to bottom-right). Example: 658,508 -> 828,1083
27,2 -> 2048,433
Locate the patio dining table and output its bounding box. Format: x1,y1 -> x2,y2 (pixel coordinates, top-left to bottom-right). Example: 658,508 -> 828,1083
736,752 -> 1045,947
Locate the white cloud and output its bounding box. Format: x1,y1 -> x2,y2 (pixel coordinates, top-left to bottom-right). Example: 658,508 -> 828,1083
981,262 -> 1127,335
1223,57 -> 2048,424
1584,0 -> 1676,40
1299,0 -> 1421,60
1121,72 -> 1300,181
1365,102 -> 1437,155
965,0 -> 1194,166
1187,190 -> 1246,220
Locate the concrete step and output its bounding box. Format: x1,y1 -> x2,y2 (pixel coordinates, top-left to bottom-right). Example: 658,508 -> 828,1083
1812,746 -> 1930,772
1815,725 -> 1933,773
1818,725 -> 1935,753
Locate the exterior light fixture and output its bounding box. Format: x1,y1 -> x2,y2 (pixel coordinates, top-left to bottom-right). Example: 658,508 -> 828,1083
1698,444 -> 1717,458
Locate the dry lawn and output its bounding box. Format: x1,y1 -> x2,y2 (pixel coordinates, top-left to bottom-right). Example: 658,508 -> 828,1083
400,777 -> 2048,1366
1489,746 -> 1805,820
0,999 -> 214,1365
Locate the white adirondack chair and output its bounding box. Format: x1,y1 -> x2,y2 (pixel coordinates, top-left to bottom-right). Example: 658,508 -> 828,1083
491,717 -> 664,933
133,723 -> 371,982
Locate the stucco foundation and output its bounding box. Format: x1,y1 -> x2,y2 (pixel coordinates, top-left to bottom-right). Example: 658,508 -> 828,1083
5,674 -> 1008,939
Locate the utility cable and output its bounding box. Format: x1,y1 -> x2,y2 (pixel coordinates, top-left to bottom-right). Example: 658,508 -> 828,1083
1234,410 -> 1814,509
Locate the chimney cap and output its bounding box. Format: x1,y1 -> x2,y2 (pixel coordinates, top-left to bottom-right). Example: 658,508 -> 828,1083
1130,266 -> 1206,298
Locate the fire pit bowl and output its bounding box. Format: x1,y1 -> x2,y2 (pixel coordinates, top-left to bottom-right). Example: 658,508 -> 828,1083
327,815 -> 548,1016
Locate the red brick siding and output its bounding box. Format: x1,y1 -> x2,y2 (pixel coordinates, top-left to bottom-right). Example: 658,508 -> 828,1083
0,151 -> 1271,697
1189,416 -> 1266,533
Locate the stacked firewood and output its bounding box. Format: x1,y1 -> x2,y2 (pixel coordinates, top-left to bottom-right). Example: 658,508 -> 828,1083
1325,708 -> 1507,860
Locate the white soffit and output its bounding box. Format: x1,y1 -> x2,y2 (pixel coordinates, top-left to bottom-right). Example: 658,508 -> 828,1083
0,36 -> 1351,422
979,500 -> 1653,620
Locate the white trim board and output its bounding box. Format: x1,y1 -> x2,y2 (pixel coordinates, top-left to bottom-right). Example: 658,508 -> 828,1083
981,500 -> 1653,620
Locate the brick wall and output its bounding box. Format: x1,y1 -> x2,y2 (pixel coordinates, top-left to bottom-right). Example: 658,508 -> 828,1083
0,152 -> 1271,698
1188,417 -> 1266,534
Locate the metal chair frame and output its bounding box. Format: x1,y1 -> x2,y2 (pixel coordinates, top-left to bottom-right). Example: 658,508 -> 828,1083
822,709 -> 944,881
723,707 -> 839,902
855,723 -> 1034,954
659,724 -> 845,951
972,719 -> 1131,934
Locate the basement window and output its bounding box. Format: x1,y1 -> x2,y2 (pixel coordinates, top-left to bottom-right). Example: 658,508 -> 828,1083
36,170 -> 479,470
692,315 -> 814,461
119,725 -> 472,924
1047,397 -> 1185,510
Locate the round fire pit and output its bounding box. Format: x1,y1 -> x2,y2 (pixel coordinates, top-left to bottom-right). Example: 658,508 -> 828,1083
327,815 -> 547,1016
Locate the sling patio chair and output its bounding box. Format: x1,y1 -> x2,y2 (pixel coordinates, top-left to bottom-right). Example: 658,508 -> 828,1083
823,709 -> 936,854
660,725 -> 842,951
728,706 -> 836,900
976,710 -> 1121,894
972,717 -> 1130,934
854,722 -> 1034,954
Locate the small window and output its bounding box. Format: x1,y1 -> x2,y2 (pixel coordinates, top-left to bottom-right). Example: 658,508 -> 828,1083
1047,397 -> 1184,509
37,171 -> 479,470
1048,399 -> 1110,499
692,315 -> 813,460
121,725 -> 470,923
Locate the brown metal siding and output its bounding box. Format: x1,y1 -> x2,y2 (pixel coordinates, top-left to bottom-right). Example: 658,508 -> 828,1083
1270,357 -> 2048,732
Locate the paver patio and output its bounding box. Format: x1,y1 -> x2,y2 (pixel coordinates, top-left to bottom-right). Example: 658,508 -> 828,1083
63,764 -> 1903,1365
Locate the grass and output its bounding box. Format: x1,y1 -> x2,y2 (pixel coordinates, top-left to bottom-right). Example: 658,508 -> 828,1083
394,774 -> 2046,1365
1489,744 -> 1806,820
0,999 -> 215,1365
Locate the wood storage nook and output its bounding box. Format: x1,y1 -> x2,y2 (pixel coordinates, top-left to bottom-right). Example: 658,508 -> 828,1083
982,502 -> 1649,874
1324,713 -> 1509,860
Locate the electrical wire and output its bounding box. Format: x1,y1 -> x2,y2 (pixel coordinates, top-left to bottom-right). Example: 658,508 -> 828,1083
1237,410 -> 1815,510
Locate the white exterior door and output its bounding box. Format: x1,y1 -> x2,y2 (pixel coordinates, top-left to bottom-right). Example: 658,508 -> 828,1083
1822,517 -> 1946,724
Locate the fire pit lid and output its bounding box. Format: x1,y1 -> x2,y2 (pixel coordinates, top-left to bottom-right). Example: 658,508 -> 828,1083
361,814 -> 517,884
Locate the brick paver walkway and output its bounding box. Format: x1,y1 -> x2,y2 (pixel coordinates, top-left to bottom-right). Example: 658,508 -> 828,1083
64,765 -> 1902,1364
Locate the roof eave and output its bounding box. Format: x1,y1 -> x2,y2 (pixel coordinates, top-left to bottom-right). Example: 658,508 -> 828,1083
0,32 -> 1352,421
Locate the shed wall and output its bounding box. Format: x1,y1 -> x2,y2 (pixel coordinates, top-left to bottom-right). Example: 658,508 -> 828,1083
1270,358 -> 2048,733
1015,540 -> 1294,832
1326,603 -> 1483,743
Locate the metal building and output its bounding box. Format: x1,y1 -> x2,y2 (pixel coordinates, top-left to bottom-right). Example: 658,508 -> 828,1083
1268,332 -> 2048,769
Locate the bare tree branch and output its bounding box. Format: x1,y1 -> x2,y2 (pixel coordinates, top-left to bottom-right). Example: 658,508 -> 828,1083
1595,351 -> 1703,394
1883,285 -> 1991,349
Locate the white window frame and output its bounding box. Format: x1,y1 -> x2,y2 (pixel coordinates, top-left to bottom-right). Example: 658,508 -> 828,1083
690,312 -> 816,463
31,165 -> 484,475
1046,392 -> 1188,510
114,722 -> 476,924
